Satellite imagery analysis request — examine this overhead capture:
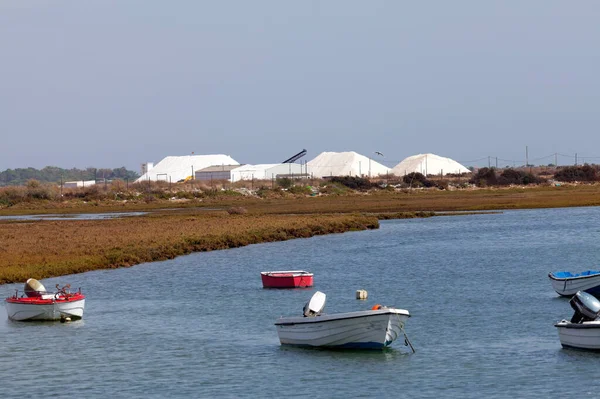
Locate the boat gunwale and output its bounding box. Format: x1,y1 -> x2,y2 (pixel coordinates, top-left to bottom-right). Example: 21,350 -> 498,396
555,320 -> 600,329
275,308 -> 410,326
261,270 -> 313,277
5,293 -> 85,305
548,271 -> 600,282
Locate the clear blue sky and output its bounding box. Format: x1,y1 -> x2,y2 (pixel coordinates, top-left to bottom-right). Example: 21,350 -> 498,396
1,1 -> 598,172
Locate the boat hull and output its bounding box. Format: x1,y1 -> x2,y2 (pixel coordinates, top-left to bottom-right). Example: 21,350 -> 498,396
555,320 -> 600,351
5,297 -> 85,321
275,308 -> 410,349
261,271 -> 313,288
548,271 -> 600,296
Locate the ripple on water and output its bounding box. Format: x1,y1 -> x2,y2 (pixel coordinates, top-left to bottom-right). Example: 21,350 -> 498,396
2,207 -> 600,398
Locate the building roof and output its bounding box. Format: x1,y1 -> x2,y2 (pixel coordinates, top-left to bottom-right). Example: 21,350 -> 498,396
136,154 -> 239,182
196,164 -> 242,173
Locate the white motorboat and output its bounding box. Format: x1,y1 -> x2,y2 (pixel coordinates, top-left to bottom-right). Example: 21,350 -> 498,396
5,278 -> 85,321
548,270 -> 600,296
275,291 -> 413,350
555,290 -> 600,351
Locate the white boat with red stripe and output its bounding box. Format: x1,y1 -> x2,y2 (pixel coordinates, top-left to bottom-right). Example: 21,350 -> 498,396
5,278 -> 85,322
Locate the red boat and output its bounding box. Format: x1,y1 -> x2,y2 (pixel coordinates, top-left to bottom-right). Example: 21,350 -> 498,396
261,270 -> 314,288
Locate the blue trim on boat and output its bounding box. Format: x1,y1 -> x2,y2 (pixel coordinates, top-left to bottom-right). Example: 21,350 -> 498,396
550,270 -> 600,279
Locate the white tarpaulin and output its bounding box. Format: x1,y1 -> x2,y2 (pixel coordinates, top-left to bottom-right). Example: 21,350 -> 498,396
391,153 -> 470,176
307,151 -> 390,178
136,154 -> 239,182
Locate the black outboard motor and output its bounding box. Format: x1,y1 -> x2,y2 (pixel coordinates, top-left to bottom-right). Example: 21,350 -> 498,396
570,291 -> 600,323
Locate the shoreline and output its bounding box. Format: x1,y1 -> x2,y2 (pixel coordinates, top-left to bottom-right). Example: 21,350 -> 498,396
2,185 -> 599,285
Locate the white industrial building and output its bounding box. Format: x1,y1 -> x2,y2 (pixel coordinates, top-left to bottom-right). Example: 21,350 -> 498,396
230,163 -> 307,182
307,151 -> 390,178
391,153 -> 470,176
63,180 -> 96,188
136,154 -> 240,182
195,165 -> 242,182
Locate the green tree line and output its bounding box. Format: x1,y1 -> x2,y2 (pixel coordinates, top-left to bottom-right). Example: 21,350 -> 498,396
0,166 -> 139,187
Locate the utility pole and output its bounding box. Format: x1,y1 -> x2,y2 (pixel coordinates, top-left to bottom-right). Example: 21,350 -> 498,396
555,153 -> 558,167
575,153 -> 578,166
526,146 -> 529,167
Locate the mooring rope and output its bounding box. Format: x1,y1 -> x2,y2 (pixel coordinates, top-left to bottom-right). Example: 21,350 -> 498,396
397,313 -> 415,353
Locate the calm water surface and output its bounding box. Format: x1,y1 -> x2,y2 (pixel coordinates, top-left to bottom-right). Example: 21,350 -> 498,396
2,207 -> 600,398
0,212 -> 146,221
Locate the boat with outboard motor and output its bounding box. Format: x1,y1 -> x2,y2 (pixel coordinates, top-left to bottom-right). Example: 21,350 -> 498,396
555,290 -> 600,351
548,270 -> 600,297
274,291 -> 413,350
5,278 -> 85,321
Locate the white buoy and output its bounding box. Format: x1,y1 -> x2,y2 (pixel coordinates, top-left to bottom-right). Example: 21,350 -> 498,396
356,289 -> 368,300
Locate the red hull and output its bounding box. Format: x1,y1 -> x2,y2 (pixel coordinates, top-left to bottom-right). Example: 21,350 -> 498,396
261,271 -> 313,288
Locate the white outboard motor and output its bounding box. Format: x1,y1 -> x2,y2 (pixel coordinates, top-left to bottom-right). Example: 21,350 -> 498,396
570,291 -> 600,323
24,278 -> 47,298
303,291 -> 326,317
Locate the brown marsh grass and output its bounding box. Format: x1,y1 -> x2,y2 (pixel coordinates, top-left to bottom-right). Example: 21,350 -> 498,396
0,212 -> 378,284
3,183 -> 600,284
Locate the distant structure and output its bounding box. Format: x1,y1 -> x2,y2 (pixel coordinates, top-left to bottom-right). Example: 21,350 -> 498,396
307,151 -> 390,178
230,163 -> 307,182
63,180 -> 96,188
391,153 -> 470,176
136,154 -> 239,182
282,149 -> 307,164
141,162 -> 154,176
195,165 -> 242,182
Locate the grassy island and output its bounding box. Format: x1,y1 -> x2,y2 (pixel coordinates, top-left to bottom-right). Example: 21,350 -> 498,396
2,180 -> 600,284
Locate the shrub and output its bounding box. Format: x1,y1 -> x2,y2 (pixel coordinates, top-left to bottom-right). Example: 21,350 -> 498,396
256,187 -> 285,198
0,186 -> 26,206
435,180 -> 449,190
329,176 -> 375,191
469,167 -> 498,187
496,169 -> 541,186
25,180 -> 57,200
227,206 -> 247,215
554,165 -> 598,182
287,185 -> 312,195
276,177 -> 293,189
175,191 -> 194,199
402,172 -> 435,188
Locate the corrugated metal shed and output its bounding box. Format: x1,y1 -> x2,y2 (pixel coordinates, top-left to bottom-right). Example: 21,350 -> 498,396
195,165 -> 242,181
